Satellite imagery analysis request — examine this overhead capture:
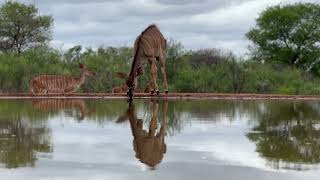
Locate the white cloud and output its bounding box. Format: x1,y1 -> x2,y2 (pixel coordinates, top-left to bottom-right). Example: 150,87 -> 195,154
1,0 -> 319,54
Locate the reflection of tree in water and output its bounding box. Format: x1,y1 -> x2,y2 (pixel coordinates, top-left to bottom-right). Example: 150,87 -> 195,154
2,99 -> 320,170
247,101 -> 320,170
0,118 -> 52,168
118,100 -> 167,169
161,100 -> 261,136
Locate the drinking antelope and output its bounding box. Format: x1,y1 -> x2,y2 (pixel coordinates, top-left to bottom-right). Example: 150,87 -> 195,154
30,63 -> 94,94
126,24 -> 168,97
112,72 -> 152,93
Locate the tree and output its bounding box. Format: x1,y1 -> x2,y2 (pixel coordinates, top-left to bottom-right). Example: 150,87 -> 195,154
64,45 -> 82,62
0,1 -> 53,54
189,48 -> 229,69
165,39 -> 184,80
246,3 -> 320,74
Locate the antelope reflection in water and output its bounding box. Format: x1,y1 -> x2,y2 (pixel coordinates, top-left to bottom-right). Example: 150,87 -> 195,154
32,99 -> 90,120
118,100 -> 168,169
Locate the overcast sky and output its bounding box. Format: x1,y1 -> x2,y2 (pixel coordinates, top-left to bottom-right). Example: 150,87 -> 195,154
1,0 -> 319,55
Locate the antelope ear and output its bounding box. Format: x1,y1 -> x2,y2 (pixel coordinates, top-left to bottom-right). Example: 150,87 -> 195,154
79,63 -> 84,68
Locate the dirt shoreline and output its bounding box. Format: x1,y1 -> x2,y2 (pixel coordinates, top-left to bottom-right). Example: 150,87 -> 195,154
0,93 -> 320,100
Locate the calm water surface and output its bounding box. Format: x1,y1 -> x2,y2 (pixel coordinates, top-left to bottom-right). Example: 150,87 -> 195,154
0,99 -> 320,180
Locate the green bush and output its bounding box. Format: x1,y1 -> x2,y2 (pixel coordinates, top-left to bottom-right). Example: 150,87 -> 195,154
0,44 -> 320,95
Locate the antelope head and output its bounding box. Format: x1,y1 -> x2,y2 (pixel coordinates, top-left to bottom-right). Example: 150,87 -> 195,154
126,66 -> 143,95
126,73 -> 136,98
126,77 -> 135,91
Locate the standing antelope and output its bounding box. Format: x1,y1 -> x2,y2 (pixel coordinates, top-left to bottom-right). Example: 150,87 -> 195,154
126,24 -> 168,97
30,63 -> 94,94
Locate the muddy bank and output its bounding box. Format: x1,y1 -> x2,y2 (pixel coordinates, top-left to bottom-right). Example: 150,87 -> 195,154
0,93 -> 320,100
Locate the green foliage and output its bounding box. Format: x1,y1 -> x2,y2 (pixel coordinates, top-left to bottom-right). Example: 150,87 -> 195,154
0,43 -> 320,94
0,47 -> 68,92
0,2 -> 319,94
80,46 -> 133,92
172,61 -> 229,92
246,3 -> 320,74
0,1 -> 53,53
244,62 -> 320,95
165,39 -> 184,83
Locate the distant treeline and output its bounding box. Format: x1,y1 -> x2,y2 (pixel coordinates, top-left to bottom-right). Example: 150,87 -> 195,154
0,2 -> 320,94
0,42 -> 320,95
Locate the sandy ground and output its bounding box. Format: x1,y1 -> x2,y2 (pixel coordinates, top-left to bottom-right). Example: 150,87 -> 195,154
0,93 -> 320,100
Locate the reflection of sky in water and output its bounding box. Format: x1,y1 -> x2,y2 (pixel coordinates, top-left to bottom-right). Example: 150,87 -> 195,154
169,115 -> 266,169
1,100 -> 320,180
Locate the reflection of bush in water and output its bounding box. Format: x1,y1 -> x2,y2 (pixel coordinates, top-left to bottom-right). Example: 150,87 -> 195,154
0,118 -> 52,168
88,100 -> 233,136
0,99 -> 279,136
0,100 -> 49,121
135,100 -> 262,136
3,98 -> 320,168
168,100 -> 262,121
137,101 -> 184,136
85,99 -> 133,122
84,100 -> 184,136
247,101 -> 320,170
